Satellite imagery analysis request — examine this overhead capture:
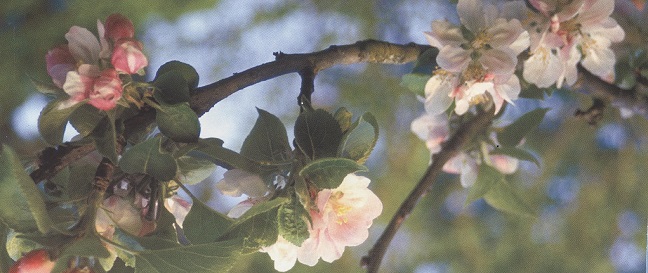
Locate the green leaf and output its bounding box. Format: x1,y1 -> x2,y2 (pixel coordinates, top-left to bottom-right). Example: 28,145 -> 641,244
497,108 -> 549,147
294,109 -> 343,160
30,77 -> 66,97
333,107 -> 353,132
38,98 -> 85,145
64,163 -> 96,200
0,145 -> 53,233
153,71 -> 191,104
155,61 -> 200,90
299,158 -> 368,189
91,114 -> 119,163
119,136 -> 178,181
240,108 -> 291,163
337,112 -> 379,164
483,180 -> 535,218
52,233 -> 111,273
491,147 -> 540,167
0,224 -> 13,273
218,198 -> 288,252
465,164 -> 502,206
156,102 -> 201,143
400,73 -> 430,97
277,200 -> 309,246
68,104 -> 106,137
134,239 -> 242,273
176,156 -> 217,185
183,195 -> 233,244
191,139 -> 261,173
411,47 -> 438,75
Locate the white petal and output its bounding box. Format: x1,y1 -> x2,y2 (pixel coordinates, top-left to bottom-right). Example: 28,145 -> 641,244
508,29 -> 530,55
410,113 -> 449,154
437,45 -> 471,72
495,74 -> 521,103
487,19 -> 525,48
424,75 -> 455,115
523,46 -> 562,88
500,1 -> 529,20
559,44 -> 581,87
581,39 -> 616,80
480,48 -> 516,75
425,21 -> 466,48
460,157 -> 479,188
65,26 -> 100,64
578,0 -> 614,27
457,0 -> 485,33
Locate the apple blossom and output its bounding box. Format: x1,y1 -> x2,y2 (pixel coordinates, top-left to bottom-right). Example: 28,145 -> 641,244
9,249 -> 56,273
111,39 -> 148,74
261,174 -> 382,271
164,195 -> 193,228
45,13 -> 148,111
411,112 -> 518,187
423,0 -> 529,115
523,0 -> 625,88
216,169 -> 268,198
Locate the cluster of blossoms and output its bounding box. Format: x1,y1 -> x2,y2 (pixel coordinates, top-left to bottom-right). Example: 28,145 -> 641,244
411,113 -> 518,188
217,170 -> 382,272
415,0 -> 623,185
46,13 -> 148,111
423,0 -> 623,116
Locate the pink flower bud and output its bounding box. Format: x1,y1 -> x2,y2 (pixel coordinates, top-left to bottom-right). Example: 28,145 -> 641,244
45,45 -> 76,88
111,38 -> 148,74
9,249 -> 56,273
104,13 -> 135,41
88,69 -> 123,110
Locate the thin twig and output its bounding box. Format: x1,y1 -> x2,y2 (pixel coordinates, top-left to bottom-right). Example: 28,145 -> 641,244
361,108 -> 495,273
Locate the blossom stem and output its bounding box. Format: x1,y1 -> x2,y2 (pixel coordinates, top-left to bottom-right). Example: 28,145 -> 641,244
361,108 -> 494,273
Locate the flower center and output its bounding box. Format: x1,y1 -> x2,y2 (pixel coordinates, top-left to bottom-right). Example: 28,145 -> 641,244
330,191 -> 351,225
461,62 -> 486,82
471,31 -> 492,50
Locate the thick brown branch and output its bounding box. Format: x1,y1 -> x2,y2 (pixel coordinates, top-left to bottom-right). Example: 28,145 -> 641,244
576,66 -> 648,118
29,40 -> 430,183
361,109 -> 495,273
189,40 -> 430,116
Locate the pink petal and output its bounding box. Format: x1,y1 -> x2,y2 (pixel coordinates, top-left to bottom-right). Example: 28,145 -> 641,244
424,21 -> 466,48
578,0 -> 615,27
89,69 -> 122,111
111,38 -> 148,74
487,18 -> 526,48
490,155 -> 519,174
104,13 -> 135,41
62,70 -> 92,103
45,45 -> 76,88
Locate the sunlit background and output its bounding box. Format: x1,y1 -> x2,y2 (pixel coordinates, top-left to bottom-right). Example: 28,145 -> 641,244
1,0 -> 647,272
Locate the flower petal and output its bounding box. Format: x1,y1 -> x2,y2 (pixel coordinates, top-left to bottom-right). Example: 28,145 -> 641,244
89,69 -> 123,111
216,169 -> 268,198
460,156 -> 479,188
457,0 -> 486,33
523,46 -> 563,88
424,74 -> 456,115
111,38 -> 148,74
65,26 -> 101,64
479,48 -> 516,75
424,21 -> 466,48
437,45 -> 471,72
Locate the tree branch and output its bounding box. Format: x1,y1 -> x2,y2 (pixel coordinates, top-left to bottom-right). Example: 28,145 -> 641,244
29,40 -> 430,183
361,108 -> 495,273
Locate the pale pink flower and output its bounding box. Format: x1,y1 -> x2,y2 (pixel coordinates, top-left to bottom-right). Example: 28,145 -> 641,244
45,45 -> 76,88
411,112 -> 519,188
423,0 -> 528,115
111,39 -> 148,74
96,195 -> 145,238
260,235 -> 300,272
523,0 -> 625,87
88,69 -> 123,110
216,169 -> 268,198
164,195 -> 192,228
261,174 -> 382,271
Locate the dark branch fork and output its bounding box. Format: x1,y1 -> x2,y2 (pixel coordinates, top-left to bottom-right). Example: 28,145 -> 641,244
26,40 -> 648,273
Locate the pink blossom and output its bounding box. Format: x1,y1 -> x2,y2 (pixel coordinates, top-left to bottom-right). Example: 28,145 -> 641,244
164,195 -> 192,228
411,112 -> 519,188
104,13 -> 135,42
111,39 -> 148,74
523,0 -> 625,87
423,0 -> 528,115
261,174 -> 382,271
88,69 -> 123,110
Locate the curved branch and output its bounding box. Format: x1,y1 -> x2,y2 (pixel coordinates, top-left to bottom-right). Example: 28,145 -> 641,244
361,108 -> 495,273
29,40 -> 430,183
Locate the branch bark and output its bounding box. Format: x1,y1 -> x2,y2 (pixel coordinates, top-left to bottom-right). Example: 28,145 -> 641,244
362,108 -> 494,273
